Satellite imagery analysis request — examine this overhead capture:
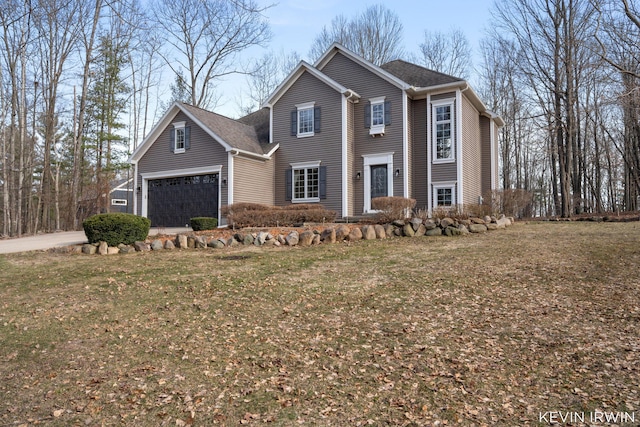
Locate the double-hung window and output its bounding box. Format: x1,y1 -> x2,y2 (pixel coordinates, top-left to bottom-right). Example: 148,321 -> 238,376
367,97 -> 389,136
171,121 -> 188,154
292,102 -> 319,138
433,103 -> 453,161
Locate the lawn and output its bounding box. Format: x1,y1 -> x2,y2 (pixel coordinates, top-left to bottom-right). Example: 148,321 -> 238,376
0,222 -> 638,426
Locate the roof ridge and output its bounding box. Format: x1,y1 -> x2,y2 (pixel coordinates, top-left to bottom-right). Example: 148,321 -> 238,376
382,59 -> 463,82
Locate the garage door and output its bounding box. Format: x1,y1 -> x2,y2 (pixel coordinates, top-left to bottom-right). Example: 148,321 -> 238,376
147,173 -> 219,227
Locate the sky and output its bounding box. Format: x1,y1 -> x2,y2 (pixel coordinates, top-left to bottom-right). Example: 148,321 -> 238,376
216,0 -> 496,117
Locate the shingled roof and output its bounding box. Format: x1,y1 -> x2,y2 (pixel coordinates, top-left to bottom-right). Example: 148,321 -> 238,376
179,103 -> 270,156
380,59 -> 463,88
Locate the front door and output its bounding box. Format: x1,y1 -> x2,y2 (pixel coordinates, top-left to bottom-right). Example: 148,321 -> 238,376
371,164 -> 388,199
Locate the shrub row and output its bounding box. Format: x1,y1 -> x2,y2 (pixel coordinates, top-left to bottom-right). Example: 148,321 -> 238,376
221,203 -> 337,228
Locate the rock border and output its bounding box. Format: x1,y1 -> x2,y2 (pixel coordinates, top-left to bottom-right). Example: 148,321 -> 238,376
66,215 -> 515,255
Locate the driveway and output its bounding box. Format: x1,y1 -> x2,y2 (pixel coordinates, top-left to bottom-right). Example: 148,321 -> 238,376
0,228 -> 192,255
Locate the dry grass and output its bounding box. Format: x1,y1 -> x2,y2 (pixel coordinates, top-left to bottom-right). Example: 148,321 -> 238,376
0,222 -> 639,426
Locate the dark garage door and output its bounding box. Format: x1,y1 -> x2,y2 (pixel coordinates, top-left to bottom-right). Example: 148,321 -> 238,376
148,173 -> 219,227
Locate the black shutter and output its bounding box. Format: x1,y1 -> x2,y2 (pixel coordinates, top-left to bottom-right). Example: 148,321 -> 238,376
285,169 -> 292,201
169,127 -> 175,152
185,126 -> 191,150
364,102 -> 371,128
314,106 -> 321,133
384,101 -> 391,125
290,110 -> 297,136
319,166 -> 327,200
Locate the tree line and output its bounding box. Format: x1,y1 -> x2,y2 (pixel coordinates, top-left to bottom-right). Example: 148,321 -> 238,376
1,1 -> 638,237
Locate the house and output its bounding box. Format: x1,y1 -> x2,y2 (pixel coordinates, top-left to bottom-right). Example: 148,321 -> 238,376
130,43 -> 503,227
109,178 -> 134,214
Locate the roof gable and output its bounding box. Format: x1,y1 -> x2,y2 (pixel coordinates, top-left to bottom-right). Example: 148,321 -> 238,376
262,60 -> 360,107
131,102 -> 275,163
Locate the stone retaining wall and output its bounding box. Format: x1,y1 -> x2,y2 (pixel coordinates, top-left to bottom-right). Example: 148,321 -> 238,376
73,215 -> 515,255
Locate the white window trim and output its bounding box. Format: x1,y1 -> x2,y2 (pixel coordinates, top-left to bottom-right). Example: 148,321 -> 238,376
433,182 -> 457,207
369,96 -> 386,136
296,101 -> 315,138
173,121 -> 186,154
362,152 -> 394,213
432,101 -> 454,163
290,160 -> 321,203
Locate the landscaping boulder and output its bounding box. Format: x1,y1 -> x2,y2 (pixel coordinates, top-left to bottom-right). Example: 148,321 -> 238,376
134,241 -> 151,252
107,246 -> 120,255
298,230 -> 315,247
321,227 -> 336,243
118,244 -> 136,254
150,239 -> 164,251
374,224 -> 386,239
175,234 -> 188,248
285,231 -> 299,246
471,217 -> 486,224
415,223 -> 427,237
469,224 -> 488,233
426,227 -> 442,236
403,223 -> 415,237
335,225 -> 350,241
255,231 -> 269,246
195,236 -> 207,249
187,236 -> 197,248
410,218 -> 423,231
164,240 -> 175,250
384,224 -> 395,237
424,220 -> 437,230
243,234 -> 254,245
347,227 -> 362,241
486,223 -> 499,231
98,241 -> 108,255
392,219 -> 405,227
440,217 -> 455,228
361,225 -> 376,240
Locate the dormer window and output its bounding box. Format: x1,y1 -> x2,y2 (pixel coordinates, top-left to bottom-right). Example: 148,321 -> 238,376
365,97 -> 391,136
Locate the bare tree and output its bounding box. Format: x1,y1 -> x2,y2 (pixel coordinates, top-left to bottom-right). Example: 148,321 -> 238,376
418,28 -> 473,79
239,49 -> 300,115
150,0 -> 272,109
308,4 -> 404,65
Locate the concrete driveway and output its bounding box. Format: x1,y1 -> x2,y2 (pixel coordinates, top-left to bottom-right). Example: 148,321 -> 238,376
0,228 -> 192,255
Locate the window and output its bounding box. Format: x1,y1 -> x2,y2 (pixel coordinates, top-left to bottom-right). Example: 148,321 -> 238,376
433,103 -> 453,161
294,166 -> 319,201
366,97 -> 390,136
171,121 -> 189,154
434,184 -> 456,207
291,102 -> 320,138
286,162 -> 326,202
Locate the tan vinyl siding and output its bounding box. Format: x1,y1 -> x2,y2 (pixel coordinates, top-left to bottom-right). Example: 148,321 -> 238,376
480,116 -> 492,196
431,91 -> 456,102
461,95 -> 482,206
136,111 -> 228,213
272,71 -> 343,213
233,156 -> 274,205
321,52 -> 405,214
411,99 -> 428,210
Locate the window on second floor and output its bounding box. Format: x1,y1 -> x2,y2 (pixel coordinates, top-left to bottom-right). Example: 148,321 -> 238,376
170,121 -> 190,154
433,103 -> 454,161
291,102 -> 321,138
365,97 -> 391,136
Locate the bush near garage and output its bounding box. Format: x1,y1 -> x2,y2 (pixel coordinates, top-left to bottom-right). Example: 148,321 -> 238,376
222,203 -> 337,228
83,213 -> 151,246
190,217 -> 218,231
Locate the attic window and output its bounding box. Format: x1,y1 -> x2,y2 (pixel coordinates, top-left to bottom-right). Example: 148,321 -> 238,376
173,121 -> 186,153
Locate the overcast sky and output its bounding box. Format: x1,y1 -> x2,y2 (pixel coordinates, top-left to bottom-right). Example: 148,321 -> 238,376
217,0 -> 495,117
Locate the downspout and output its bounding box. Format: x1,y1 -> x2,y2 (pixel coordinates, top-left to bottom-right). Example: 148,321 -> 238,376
132,160 -> 138,216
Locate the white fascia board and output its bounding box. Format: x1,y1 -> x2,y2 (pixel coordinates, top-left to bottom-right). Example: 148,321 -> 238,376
315,43 -> 410,91
262,61 -> 356,108
341,95 -> 348,218
456,88 -> 464,205
227,151 -> 234,206
402,91 -> 409,198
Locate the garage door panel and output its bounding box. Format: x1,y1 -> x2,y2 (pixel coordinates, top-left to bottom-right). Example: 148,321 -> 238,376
148,173 -> 218,227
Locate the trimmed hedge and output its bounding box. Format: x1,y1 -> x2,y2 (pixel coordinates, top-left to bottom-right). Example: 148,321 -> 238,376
83,213 -> 151,246
190,217 -> 218,231
221,203 -> 337,228
371,196 -> 416,223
